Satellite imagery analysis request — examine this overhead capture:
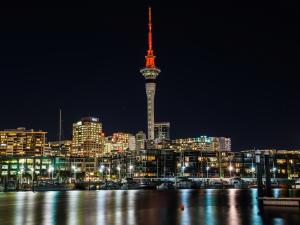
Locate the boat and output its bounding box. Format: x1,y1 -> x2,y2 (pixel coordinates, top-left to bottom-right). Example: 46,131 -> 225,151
175,177 -> 192,189
157,181 -> 175,190
138,179 -> 157,190
120,178 -> 141,190
292,179 -> 300,189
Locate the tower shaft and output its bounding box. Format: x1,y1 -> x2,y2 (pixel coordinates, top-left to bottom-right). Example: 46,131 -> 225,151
146,82 -> 156,140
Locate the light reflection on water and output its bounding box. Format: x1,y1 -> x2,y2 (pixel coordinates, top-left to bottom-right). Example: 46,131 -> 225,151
67,191 -> 80,225
0,189 -> 300,225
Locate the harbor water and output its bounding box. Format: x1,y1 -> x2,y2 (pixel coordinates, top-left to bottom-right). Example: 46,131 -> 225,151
0,189 -> 300,225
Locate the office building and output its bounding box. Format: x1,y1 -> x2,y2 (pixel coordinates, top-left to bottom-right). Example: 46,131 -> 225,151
72,117 -> 104,157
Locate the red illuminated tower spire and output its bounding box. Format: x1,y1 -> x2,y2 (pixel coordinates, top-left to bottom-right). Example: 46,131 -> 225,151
145,7 -> 156,68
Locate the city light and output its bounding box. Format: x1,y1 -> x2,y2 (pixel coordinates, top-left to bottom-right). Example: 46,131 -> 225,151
99,165 -> 105,173
48,166 -> 54,173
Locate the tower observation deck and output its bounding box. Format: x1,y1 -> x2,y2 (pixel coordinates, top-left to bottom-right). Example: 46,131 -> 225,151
140,7 -> 161,140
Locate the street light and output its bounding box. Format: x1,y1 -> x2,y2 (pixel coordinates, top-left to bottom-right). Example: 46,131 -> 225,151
30,168 -> 34,183
117,165 -> 121,180
99,165 -> 105,173
129,165 -> 133,178
229,165 -> 233,178
206,166 -> 210,179
19,167 -> 24,187
272,167 -> 277,180
72,165 -> 77,182
107,168 -> 111,178
182,166 -> 186,176
99,165 -> 105,180
48,166 -> 54,180
290,160 -> 294,180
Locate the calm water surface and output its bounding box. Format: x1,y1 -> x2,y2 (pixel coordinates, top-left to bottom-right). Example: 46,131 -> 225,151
0,189 -> 300,225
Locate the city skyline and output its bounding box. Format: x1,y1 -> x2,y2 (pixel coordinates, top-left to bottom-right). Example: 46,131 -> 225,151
1,2 -> 300,150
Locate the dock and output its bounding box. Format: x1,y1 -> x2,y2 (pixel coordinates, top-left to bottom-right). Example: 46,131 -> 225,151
259,197 -> 300,207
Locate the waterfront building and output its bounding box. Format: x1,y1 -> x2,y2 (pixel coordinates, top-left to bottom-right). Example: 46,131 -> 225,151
68,157 -> 99,178
140,7 -> 161,140
171,136 -> 231,151
1,149 -> 299,182
72,117 -> 104,157
0,156 -> 54,182
0,127 -> 47,157
154,122 -> 170,141
134,149 -> 176,178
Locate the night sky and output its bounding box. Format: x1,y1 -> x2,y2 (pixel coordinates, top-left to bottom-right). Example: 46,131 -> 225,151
0,1 -> 300,150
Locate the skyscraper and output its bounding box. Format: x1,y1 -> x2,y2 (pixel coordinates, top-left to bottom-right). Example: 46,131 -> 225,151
72,117 -> 104,157
140,7 -> 161,140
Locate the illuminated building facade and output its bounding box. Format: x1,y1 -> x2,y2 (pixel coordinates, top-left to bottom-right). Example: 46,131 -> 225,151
49,140 -> 72,157
171,136 -> 231,151
72,117 -> 104,157
104,133 -> 136,154
154,122 -> 170,141
136,131 -> 146,150
0,127 -> 47,157
140,7 -> 161,140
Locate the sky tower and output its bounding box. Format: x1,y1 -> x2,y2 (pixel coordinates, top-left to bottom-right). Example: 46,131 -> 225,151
140,7 -> 161,140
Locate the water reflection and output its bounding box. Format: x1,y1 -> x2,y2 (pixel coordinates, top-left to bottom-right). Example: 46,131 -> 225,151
43,192 -> 58,225
0,189 -> 299,225
67,191 -> 80,225
14,192 -> 26,225
179,190 -> 191,225
227,189 -> 240,225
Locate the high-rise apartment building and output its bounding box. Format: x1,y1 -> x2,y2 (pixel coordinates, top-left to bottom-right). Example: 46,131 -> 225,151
0,127 -> 47,157
72,117 -> 104,157
154,122 -> 170,141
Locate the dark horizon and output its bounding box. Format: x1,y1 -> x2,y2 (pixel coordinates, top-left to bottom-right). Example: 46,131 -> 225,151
0,1 -> 300,151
